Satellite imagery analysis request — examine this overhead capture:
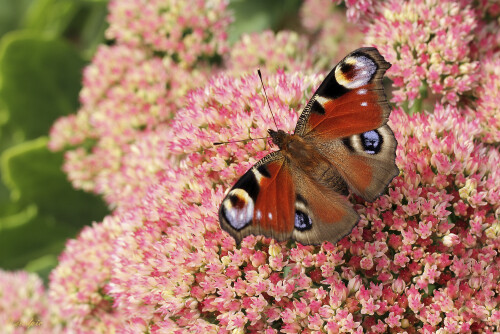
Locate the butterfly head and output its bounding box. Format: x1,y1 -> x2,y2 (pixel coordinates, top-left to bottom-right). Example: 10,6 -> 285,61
268,129 -> 288,149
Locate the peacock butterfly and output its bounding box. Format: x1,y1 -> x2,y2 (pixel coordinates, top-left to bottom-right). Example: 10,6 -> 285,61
219,47 -> 399,245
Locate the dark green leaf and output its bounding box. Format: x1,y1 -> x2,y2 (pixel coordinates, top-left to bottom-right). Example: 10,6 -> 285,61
0,211 -> 74,280
22,0 -> 80,36
0,0 -> 34,37
0,31 -> 85,139
23,0 -> 109,55
1,137 -> 108,227
228,0 -> 302,43
0,137 -> 108,278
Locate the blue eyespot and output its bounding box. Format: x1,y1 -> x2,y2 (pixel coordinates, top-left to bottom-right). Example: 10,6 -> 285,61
295,210 -> 312,231
361,130 -> 382,154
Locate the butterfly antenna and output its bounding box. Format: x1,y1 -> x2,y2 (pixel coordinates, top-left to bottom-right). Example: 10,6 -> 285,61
213,136 -> 269,146
258,69 -> 279,131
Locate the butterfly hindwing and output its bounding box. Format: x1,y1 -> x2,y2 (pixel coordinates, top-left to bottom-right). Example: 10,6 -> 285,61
311,124 -> 399,201
295,47 -> 391,139
288,166 -> 360,245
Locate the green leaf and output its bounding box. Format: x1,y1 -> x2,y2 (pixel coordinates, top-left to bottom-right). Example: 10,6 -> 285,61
228,0 -> 302,43
0,212 -> 74,279
0,203 -> 35,229
24,253 -> 59,282
22,0 -> 109,56
1,137 -> 108,227
0,0 -> 34,37
0,31 -> 85,139
23,0 -> 80,36
74,1 -> 109,58
0,137 -> 108,278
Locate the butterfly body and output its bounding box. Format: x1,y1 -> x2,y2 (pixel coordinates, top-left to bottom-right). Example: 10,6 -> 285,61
269,129 -> 348,195
268,129 -> 318,170
220,48 -> 399,245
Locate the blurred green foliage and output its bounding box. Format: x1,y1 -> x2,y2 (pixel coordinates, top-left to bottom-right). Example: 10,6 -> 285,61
0,0 -> 302,282
228,0 -> 302,43
0,0 -> 109,281
0,32 -> 85,139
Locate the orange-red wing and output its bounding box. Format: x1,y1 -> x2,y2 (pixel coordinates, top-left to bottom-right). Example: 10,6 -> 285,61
305,85 -> 386,138
288,164 -> 360,245
294,47 -> 391,140
312,125 -> 399,202
253,160 -> 295,239
218,152 -> 296,244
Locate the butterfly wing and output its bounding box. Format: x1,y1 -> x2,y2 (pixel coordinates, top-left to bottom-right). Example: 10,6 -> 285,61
219,151 -> 296,244
219,151 -> 360,245
295,47 -> 392,138
295,47 -> 398,201
312,125 -> 398,201
288,165 -> 359,245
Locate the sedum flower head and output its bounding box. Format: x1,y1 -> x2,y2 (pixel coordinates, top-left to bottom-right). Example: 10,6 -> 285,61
0,270 -> 63,333
48,215 -> 128,333
365,0 -> 479,106
228,30 -> 312,74
0,270 -> 46,332
49,0 -> 232,210
25,0 -> 500,332
106,0 -> 231,68
466,54 -> 500,143
49,45 -> 210,205
61,71 -> 498,333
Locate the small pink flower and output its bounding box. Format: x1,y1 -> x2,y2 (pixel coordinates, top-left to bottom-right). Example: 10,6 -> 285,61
385,311 -> 401,328
360,298 -> 379,315
360,257 -> 374,270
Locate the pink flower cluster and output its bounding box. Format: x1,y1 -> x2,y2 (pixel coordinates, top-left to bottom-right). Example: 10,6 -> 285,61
48,45 -> 205,201
106,0 -> 231,68
300,0 -> 364,69
473,0 -> 500,20
48,0 -> 230,207
47,67 -> 500,333
335,0 -> 379,22
466,56 -> 500,143
366,0 -> 479,106
3,0 -> 499,332
48,216 -> 126,332
0,270 -> 61,333
227,30 -> 312,73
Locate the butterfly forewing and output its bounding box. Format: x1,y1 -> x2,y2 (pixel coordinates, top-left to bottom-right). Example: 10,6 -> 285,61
294,47 -> 391,138
219,151 -> 361,245
219,152 -> 296,244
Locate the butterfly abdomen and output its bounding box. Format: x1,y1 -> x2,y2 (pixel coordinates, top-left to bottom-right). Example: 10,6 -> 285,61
281,134 -> 349,196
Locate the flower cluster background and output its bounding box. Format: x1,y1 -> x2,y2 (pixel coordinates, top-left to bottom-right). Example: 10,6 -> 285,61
0,0 -> 499,333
